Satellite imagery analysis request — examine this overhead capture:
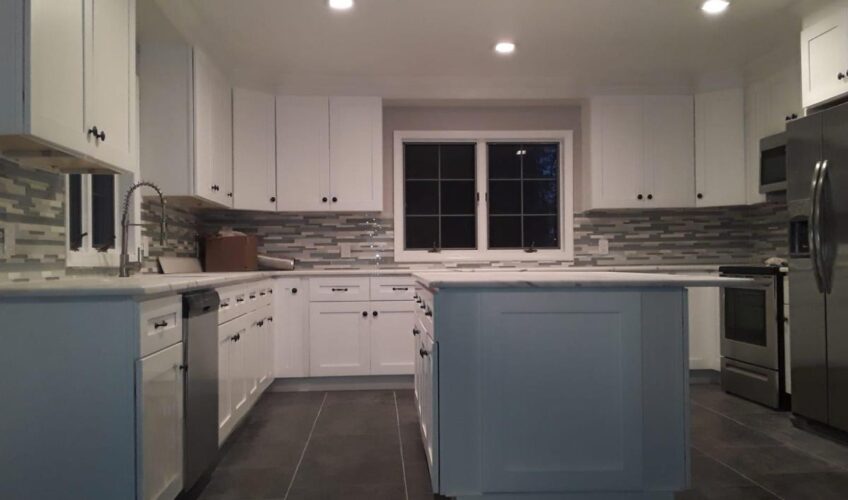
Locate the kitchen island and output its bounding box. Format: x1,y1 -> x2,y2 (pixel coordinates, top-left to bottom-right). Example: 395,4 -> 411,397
410,271 -> 746,500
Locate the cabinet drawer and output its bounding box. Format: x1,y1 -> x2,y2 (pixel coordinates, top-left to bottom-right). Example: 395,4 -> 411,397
370,276 -> 415,301
309,277 -> 370,302
139,296 -> 183,358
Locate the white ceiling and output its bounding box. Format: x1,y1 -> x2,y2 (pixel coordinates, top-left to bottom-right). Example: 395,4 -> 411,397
155,0 -> 831,98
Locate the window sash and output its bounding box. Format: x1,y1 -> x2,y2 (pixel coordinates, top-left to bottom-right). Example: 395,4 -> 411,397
393,131 -> 574,263
66,174 -> 122,266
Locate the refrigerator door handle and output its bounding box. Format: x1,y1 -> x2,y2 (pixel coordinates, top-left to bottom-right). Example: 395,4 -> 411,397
817,159 -> 831,293
810,160 -> 825,293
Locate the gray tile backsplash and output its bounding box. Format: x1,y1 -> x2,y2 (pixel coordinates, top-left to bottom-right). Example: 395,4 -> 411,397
1,157 -> 789,282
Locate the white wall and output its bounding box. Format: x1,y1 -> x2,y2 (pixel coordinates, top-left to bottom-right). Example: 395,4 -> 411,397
381,104 -> 584,216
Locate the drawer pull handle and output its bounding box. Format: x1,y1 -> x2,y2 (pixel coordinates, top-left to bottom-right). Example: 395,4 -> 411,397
267,316 -> 273,322
392,287 -> 409,291
260,292 -> 266,296
419,348 -> 430,358
250,294 -> 256,299
412,328 -> 420,336
420,304 -> 426,310
331,287 -> 349,292
237,298 -> 244,303
154,320 -> 168,329
232,334 -> 241,342
425,310 -> 433,317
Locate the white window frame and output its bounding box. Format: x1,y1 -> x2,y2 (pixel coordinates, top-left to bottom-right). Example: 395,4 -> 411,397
65,174 -> 131,268
393,130 -> 574,263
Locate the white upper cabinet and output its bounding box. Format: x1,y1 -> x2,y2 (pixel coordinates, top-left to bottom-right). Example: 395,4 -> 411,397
643,95 -> 695,208
276,96 -> 331,211
695,88 -> 747,207
329,97 -> 383,211
0,0 -> 137,174
587,95 -> 694,210
801,8 -> 848,109
277,96 -> 383,212
233,88 -> 277,211
138,1 -> 233,208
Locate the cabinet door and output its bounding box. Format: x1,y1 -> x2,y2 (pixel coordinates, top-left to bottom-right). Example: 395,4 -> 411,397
213,68 -> 233,206
218,317 -> 247,443
276,96 -> 330,211
233,88 -> 277,211
802,10 -> 848,108
259,306 -> 275,388
695,88 -> 747,207
589,96 -> 645,209
687,286 -> 721,371
231,317 -> 249,420
138,342 -> 184,500
275,278 -> 308,378
246,312 -> 261,400
329,97 -> 383,211
309,301 -> 371,376
370,301 -> 416,375
193,48 -> 231,206
87,0 -> 134,170
643,95 -> 694,208
28,0 -> 87,153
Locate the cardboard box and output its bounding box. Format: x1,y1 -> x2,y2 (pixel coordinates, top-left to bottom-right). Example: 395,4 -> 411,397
204,233 -> 258,272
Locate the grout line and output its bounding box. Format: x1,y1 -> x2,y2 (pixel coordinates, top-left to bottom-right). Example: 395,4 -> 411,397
283,392 -> 328,500
693,399 -> 848,473
691,441 -> 786,500
394,391 -> 410,500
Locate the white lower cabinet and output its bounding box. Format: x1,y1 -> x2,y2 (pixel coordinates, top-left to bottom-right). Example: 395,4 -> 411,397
371,301 -> 417,375
309,301 -> 372,376
275,278 -> 308,378
139,342 -> 184,500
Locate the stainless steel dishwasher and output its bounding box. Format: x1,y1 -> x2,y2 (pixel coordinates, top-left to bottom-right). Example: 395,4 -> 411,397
182,290 -> 221,493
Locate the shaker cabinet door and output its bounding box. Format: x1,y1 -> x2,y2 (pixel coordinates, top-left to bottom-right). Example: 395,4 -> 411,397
802,9 -> 848,108
328,97 -> 383,211
276,96 -> 331,211
138,342 -> 184,500
370,301 -> 416,375
233,88 -> 277,211
309,301 -> 371,376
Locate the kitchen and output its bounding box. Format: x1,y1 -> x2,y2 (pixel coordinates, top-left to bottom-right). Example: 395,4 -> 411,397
2,0 -> 848,499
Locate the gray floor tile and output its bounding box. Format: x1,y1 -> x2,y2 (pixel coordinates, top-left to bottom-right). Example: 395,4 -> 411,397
690,385 -> 776,416
674,485 -> 778,500
290,433 -> 405,488
198,467 -> 292,500
285,482 -> 407,500
689,450 -> 756,488
691,409 -> 783,451
754,471 -> 848,500
311,390 -> 398,437
704,445 -> 838,477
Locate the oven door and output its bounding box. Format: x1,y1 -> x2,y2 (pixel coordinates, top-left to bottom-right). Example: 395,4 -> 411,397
721,278 -> 779,370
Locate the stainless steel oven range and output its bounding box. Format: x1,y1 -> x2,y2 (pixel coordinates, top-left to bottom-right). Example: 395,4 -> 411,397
719,266 -> 788,409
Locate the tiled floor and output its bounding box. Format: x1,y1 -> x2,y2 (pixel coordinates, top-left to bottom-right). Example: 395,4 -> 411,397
195,385 -> 848,500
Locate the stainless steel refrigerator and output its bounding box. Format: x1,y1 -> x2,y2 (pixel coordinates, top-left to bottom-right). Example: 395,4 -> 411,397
786,102 -> 848,433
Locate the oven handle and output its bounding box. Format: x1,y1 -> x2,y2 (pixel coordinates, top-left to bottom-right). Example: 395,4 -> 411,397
810,160 -> 825,293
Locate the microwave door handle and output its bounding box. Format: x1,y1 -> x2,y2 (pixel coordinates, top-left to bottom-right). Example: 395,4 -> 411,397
817,160 -> 831,293
810,160 -> 825,293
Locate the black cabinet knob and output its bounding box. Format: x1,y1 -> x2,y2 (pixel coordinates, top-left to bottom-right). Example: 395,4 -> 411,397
332,196 -> 338,203
291,288 -> 298,294
425,310 -> 433,317
412,328 -> 420,336
362,311 -> 368,317
419,348 -> 430,358
270,196 -> 276,203
637,194 -> 644,200
839,73 -> 846,80
227,192 -> 233,198
322,197 -> 328,203
372,311 -> 378,317
697,193 -> 703,199
87,126 -> 106,141
647,194 -> 653,200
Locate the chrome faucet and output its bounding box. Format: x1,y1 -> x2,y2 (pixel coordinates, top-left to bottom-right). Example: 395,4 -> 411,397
119,181 -> 167,277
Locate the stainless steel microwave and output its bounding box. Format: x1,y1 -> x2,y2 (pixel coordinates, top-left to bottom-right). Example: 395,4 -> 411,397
759,132 -> 787,194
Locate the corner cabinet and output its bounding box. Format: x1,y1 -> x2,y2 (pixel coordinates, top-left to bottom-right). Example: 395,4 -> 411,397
0,0 -> 137,174
586,95 -> 694,210
276,96 -> 383,212
801,7 -> 848,109
138,0 -> 233,208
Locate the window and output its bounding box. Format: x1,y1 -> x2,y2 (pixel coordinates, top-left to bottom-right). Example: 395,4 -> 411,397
393,131 -> 574,262
66,173 -> 121,266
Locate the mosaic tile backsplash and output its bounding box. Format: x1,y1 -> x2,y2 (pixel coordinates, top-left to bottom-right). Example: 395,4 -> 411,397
1,157 -> 789,282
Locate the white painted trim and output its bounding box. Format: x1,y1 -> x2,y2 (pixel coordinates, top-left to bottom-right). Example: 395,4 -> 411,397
393,130 -> 575,263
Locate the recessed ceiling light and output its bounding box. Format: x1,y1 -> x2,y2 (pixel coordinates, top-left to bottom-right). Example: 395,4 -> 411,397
701,0 -> 729,15
329,0 -> 353,11
494,41 -> 516,55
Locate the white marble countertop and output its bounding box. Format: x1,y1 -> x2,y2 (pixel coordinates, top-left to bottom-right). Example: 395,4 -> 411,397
0,263 -> 753,298
412,271 -> 751,289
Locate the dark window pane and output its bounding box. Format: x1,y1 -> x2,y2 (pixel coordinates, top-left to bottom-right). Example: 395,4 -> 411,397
405,144 -> 439,179
489,216 -> 522,249
523,144 -> 559,178
405,181 -> 439,215
68,174 -> 83,250
524,216 -> 559,248
91,174 -> 116,250
441,216 -> 476,249
488,180 -> 521,214
440,144 -> 475,179
488,144 -> 522,179
441,181 -> 475,215
406,216 -> 440,250
523,180 -> 558,214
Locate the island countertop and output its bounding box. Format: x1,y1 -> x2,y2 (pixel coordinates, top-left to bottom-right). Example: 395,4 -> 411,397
412,270 -> 751,289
